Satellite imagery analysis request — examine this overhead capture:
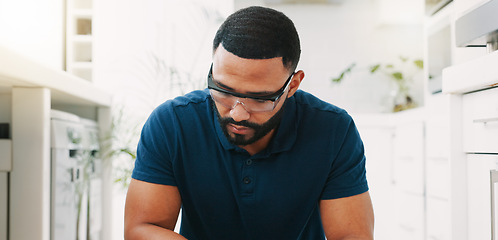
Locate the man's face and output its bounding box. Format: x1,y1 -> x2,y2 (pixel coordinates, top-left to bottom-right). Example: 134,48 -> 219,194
213,97 -> 287,146
210,45 -> 300,147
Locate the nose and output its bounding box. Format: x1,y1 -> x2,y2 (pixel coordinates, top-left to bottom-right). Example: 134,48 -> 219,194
230,100 -> 250,122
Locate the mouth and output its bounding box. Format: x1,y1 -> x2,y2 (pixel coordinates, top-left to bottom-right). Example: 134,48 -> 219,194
228,123 -> 252,135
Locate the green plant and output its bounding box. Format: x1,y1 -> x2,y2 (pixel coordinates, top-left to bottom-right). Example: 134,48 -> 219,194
103,51 -> 209,188
331,56 -> 423,112
101,106 -> 140,189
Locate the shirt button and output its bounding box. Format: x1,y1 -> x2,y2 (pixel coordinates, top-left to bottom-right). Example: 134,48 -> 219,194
245,159 -> 253,166
243,177 -> 252,184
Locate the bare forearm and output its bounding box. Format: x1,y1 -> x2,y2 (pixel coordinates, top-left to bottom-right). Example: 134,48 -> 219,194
329,236 -> 373,240
125,223 -> 187,240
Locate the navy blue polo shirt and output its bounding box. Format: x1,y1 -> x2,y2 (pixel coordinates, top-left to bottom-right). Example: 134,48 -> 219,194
132,89 -> 368,240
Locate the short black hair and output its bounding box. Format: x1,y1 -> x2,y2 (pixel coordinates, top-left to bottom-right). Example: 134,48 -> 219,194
213,6 -> 301,72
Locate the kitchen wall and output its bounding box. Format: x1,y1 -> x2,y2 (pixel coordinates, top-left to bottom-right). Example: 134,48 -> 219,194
0,0 -> 64,70
94,0 -> 232,122
237,0 -> 425,113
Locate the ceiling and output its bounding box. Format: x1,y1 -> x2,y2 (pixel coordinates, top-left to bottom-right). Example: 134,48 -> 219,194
264,0 -> 346,4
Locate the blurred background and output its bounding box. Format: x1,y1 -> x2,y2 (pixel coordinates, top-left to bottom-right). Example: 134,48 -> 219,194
1,0 -> 497,239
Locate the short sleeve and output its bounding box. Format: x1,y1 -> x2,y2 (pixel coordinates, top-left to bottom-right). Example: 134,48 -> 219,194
320,116 -> 369,199
131,104 -> 178,186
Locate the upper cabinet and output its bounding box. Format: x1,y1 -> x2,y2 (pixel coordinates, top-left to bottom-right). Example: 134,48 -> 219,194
424,1 -> 454,95
454,0 -> 498,51
453,0 -> 490,16
66,0 -> 94,82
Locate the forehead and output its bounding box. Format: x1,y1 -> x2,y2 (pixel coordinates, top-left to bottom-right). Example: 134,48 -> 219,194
212,45 -> 290,93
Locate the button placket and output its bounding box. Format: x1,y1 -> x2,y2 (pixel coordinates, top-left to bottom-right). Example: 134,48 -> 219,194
243,176 -> 252,184
241,158 -> 255,196
245,159 -> 253,166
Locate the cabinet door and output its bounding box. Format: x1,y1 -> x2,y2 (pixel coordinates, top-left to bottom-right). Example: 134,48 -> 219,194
0,172 -> 7,240
359,127 -> 396,240
467,154 -> 498,240
425,119 -> 450,200
393,122 -> 425,194
426,197 -> 451,240
394,192 -> 425,240
454,0 -> 490,16
462,87 -> 498,154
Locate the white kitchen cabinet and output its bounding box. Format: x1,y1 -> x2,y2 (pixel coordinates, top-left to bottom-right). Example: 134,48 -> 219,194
461,86 -> 498,240
355,110 -> 426,240
393,121 -> 425,195
0,139 -> 11,172
454,0 -> 490,17
467,154 -> 498,240
462,87 -> 498,153
0,45 -> 111,240
391,111 -> 426,240
394,192 -> 425,240
354,117 -> 396,240
424,117 -> 452,240
426,197 -> 451,240
0,172 -> 7,240
425,117 -> 450,200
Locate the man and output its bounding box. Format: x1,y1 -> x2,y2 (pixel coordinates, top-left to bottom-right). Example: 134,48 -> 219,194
125,6 -> 374,240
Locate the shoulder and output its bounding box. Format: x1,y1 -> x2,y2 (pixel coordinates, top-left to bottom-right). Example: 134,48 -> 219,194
152,90 -> 210,117
292,90 -> 351,123
289,90 -> 358,147
145,89 -> 212,130
159,89 -> 210,110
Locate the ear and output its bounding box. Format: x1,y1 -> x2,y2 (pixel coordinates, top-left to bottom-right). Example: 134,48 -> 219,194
287,70 -> 304,98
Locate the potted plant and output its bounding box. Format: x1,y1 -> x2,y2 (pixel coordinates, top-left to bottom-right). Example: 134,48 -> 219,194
332,56 -> 423,112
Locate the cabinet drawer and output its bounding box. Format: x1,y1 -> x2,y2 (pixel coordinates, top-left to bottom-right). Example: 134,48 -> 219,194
462,87 -> 498,153
426,156 -> 450,199
393,122 -> 424,194
426,197 -> 450,240
394,192 -> 425,240
467,154 -> 498,240
426,121 -> 450,199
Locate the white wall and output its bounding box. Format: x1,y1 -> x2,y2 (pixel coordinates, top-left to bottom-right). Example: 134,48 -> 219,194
236,0 -> 425,113
0,0 -> 64,70
94,0 -> 232,120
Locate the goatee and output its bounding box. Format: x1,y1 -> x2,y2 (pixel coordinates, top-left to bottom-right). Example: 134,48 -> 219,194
213,99 -> 287,146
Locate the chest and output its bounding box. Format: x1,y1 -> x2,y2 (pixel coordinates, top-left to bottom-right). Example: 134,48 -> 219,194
174,148 -> 331,210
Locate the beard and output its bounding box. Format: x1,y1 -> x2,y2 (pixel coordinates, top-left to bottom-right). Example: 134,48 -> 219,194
213,99 -> 287,146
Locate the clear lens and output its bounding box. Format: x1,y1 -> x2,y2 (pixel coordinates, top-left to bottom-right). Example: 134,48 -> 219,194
209,89 -> 276,112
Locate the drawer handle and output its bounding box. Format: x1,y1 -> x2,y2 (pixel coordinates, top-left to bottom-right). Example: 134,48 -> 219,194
473,117 -> 498,124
